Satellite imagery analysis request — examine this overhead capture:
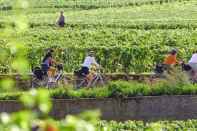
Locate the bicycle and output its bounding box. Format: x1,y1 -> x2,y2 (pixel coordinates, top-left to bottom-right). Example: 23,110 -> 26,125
149,62 -> 197,84
181,62 -> 197,83
31,64 -> 67,88
74,68 -> 105,89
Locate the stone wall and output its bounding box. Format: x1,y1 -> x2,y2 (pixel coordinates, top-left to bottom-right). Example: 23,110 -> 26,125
0,95 -> 197,121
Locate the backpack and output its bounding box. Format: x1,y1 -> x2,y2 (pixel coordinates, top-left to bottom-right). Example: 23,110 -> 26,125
154,64 -> 164,74
182,63 -> 192,71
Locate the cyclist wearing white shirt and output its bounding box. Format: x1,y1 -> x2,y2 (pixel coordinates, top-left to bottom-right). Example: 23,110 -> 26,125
79,51 -> 99,76
82,56 -> 99,68
189,51 -> 197,71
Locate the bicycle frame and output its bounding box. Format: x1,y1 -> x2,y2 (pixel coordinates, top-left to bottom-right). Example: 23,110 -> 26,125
74,68 -> 105,88
32,71 -> 65,88
88,73 -> 104,87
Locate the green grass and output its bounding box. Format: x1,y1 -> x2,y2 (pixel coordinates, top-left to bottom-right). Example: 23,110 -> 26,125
1,80 -> 197,100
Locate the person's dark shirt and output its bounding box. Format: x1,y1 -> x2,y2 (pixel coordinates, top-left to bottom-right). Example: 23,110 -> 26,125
58,15 -> 65,27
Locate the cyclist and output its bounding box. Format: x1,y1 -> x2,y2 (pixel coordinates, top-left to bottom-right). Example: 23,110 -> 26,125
188,50 -> 197,80
154,49 -> 179,76
42,49 -> 56,82
86,64 -> 97,85
79,50 -> 99,76
163,49 -> 180,71
42,49 -> 54,70
163,49 -> 178,65
74,51 -> 104,88
189,50 -> 197,70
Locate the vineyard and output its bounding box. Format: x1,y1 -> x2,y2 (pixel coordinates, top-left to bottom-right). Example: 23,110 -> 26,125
0,0 -> 197,73
1,28 -> 197,73
1,0 -> 197,130
0,0 -> 192,9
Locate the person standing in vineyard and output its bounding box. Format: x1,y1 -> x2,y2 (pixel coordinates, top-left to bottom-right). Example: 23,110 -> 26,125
57,11 -> 65,27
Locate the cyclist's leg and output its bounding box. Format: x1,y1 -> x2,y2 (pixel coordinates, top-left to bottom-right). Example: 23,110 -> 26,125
90,75 -> 99,87
88,73 -> 104,87
48,67 -> 56,82
74,67 -> 89,88
55,71 -> 68,87
76,76 -> 87,88
81,67 -> 89,76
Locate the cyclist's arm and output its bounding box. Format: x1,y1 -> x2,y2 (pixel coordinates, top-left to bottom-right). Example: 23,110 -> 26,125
92,57 -> 99,68
175,58 -> 182,65
50,58 -> 58,66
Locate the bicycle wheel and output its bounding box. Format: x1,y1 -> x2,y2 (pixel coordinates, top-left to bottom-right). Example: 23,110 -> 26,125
88,74 -> 105,87
32,78 -> 47,88
74,76 -> 88,89
56,77 -> 68,87
31,78 -> 41,88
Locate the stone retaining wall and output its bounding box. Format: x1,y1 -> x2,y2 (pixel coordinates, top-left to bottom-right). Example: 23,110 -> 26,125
0,95 -> 197,121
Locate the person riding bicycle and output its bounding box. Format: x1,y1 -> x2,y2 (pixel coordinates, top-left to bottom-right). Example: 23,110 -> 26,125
79,50 -> 99,77
163,49 -> 178,65
86,63 -> 97,83
188,50 -> 197,80
32,49 -> 65,88
163,49 -> 179,71
154,49 -> 179,76
42,49 -> 54,72
74,51 -> 103,88
188,50 -> 197,70
42,49 -> 57,82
